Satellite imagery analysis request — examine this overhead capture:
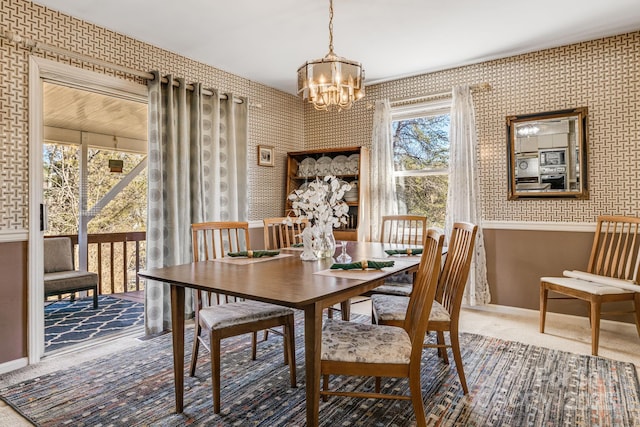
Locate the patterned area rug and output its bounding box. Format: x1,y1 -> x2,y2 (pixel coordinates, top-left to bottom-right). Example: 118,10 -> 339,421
45,295 -> 144,352
3,313 -> 639,426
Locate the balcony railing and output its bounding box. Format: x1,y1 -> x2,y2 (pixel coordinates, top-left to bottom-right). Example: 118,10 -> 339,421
47,232 -> 147,295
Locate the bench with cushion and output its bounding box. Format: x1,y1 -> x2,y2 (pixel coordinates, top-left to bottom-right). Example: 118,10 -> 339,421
44,237 -> 99,309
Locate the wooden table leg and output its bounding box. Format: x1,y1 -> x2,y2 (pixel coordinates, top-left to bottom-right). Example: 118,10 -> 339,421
304,302 -> 323,427
339,299 -> 351,321
170,285 -> 185,413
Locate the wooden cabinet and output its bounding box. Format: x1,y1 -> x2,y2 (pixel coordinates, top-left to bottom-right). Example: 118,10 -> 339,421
285,146 -> 369,241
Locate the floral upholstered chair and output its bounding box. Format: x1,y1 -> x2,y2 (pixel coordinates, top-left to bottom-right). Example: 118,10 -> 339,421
318,228 -> 444,426
189,221 -> 297,413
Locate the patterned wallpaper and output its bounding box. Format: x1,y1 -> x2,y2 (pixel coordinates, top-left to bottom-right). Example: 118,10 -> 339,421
0,0 -> 303,230
0,0 -> 638,230
304,31 -> 640,223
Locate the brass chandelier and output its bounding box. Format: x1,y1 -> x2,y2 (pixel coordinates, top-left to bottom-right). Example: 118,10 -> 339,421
297,0 -> 365,111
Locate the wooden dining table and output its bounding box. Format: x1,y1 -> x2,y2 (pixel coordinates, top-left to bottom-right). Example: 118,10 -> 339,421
138,241 -> 422,426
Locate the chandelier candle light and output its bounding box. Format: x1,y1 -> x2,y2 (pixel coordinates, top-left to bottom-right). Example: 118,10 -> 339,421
297,0 -> 365,111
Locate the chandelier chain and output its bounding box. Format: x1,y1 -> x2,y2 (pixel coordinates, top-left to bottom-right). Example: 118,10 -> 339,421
328,0 -> 334,54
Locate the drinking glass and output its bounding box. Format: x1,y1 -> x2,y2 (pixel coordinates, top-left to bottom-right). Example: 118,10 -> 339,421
336,240 -> 352,263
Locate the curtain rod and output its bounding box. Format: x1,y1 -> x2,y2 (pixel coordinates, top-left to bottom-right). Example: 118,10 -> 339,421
389,82 -> 491,106
0,28 -> 245,104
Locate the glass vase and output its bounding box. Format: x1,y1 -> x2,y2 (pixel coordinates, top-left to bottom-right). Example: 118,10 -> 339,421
314,226 -> 336,259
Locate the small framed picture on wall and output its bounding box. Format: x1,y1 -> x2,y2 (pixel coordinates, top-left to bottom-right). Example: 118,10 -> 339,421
258,145 -> 275,167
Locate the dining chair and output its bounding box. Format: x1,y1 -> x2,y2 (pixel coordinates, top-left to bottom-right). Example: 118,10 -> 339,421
367,214 -> 428,297
261,216 -> 308,338
189,221 -> 297,413
264,216 -> 351,321
263,216 -> 308,250
319,229 -> 444,427
540,215 -> 640,356
372,221 -> 478,394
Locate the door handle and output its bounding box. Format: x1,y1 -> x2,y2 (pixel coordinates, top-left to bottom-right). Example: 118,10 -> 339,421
40,203 -> 48,232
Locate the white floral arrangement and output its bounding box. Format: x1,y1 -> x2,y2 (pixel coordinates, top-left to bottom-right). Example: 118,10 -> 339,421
288,175 -> 351,229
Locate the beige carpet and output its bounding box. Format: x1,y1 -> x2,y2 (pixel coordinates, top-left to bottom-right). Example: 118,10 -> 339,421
2,303 -> 639,426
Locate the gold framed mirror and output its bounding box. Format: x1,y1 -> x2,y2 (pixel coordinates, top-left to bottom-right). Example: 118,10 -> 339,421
506,107 -> 588,200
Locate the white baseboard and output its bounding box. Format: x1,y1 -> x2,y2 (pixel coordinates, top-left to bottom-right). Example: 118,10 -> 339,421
0,357 -> 28,375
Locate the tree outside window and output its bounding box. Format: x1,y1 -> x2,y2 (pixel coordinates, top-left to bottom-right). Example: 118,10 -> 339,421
392,105 -> 450,228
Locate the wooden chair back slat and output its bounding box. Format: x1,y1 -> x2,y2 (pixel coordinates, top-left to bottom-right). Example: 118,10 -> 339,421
191,221 -> 250,307
588,215 -> 640,282
380,215 -> 427,245
263,217 -> 308,250
436,222 -> 478,317
192,221 -> 250,261
402,228 -> 444,362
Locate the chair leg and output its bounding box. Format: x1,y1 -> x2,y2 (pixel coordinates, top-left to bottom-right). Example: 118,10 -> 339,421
590,300 -> 601,356
189,323 -> 201,377
450,326 -> 468,394
375,376 -> 382,393
92,288 -> 98,309
263,329 -> 269,341
634,294 -> 640,339
539,284 -> 548,333
283,328 -> 289,366
251,331 -> 258,361
437,331 -> 449,364
409,368 -> 427,427
285,316 -> 297,388
211,331 -> 222,414
322,375 -> 329,402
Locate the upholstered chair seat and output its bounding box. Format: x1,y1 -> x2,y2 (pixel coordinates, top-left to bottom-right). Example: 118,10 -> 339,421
321,319 -> 411,364
372,294 -> 451,323
199,300 -> 295,330
369,282 -> 414,297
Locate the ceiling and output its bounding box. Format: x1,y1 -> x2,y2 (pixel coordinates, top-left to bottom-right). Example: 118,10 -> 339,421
30,0 -> 640,95
44,83 -> 147,141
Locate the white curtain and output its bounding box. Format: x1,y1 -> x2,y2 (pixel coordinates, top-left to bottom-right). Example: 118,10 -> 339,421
445,85 -> 490,305
145,71 -> 248,334
369,99 -> 398,241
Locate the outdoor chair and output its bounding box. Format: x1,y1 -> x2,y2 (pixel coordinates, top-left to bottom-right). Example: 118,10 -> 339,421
44,237 -> 99,309
189,221 -> 297,413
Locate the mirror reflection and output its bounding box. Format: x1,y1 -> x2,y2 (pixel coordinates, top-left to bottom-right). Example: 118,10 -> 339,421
507,107 -> 588,199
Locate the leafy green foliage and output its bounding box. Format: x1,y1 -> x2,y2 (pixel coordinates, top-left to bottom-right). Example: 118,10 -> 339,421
43,144 -> 147,235
392,114 -> 450,228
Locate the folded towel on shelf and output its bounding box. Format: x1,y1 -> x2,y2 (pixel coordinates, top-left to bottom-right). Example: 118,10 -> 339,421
330,260 -> 395,270
384,248 -> 423,255
292,243 -> 304,248
227,250 -> 280,258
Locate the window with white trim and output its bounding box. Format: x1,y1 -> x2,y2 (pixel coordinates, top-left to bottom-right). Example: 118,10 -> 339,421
391,100 -> 451,228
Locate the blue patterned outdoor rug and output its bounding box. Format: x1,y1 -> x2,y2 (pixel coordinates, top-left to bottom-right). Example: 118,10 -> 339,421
2,312 -> 639,426
45,295 -> 144,352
